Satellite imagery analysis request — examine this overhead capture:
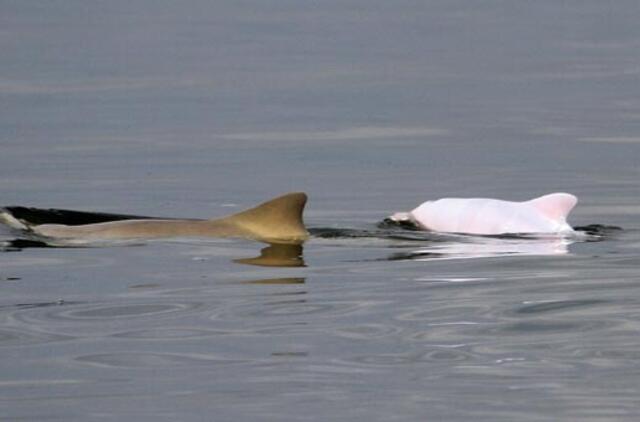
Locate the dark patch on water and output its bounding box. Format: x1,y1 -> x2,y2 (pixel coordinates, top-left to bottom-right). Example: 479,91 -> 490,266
1,238 -> 53,251
382,250 -> 450,261
574,224 -> 624,237
239,277 -> 306,285
377,217 -> 422,231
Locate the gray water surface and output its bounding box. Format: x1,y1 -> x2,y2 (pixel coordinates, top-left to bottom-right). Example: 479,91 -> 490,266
2,1 -> 640,421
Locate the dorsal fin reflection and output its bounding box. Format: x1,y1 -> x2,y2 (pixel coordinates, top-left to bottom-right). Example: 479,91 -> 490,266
234,243 -> 305,267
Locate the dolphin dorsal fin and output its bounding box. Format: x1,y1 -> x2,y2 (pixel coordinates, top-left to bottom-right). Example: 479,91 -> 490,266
527,193 -> 577,221
217,192 -> 308,243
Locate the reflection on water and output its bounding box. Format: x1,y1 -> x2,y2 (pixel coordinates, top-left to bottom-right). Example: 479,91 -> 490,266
386,235 -> 573,261
312,225 -> 619,261
1,230 -> 306,267
234,244 -> 305,267
1,226 -> 594,264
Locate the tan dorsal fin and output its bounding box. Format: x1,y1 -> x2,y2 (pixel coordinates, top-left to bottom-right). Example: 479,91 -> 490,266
217,192 -> 309,243
527,193 -> 578,221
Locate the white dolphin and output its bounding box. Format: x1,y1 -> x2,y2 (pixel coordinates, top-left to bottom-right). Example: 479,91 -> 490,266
390,193 -> 577,235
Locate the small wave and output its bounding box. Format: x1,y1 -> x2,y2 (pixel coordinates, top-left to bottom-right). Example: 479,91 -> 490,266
514,299 -> 609,315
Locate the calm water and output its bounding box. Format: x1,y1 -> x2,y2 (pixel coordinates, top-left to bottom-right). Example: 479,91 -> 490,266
2,1 -> 640,420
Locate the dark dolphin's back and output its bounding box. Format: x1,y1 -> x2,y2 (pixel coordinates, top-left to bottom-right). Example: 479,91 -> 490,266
2,206 -> 163,227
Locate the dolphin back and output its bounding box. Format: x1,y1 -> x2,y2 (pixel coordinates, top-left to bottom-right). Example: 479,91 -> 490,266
1,206 -> 158,228
1,192 -> 308,245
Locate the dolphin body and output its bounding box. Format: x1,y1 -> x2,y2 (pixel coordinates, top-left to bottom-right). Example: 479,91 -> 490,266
390,193 -> 577,235
0,192 -> 309,245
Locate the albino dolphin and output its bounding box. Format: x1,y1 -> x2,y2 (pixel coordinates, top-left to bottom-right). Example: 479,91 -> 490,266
390,193 -> 577,235
0,192 -> 309,245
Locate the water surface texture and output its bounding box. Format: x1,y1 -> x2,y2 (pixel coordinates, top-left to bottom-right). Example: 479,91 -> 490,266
2,1 -> 640,421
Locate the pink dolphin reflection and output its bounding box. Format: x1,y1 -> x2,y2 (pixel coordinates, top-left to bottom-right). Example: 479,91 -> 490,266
390,193 -> 577,235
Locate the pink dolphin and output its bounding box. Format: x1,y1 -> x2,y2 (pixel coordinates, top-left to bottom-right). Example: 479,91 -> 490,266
391,193 -> 577,235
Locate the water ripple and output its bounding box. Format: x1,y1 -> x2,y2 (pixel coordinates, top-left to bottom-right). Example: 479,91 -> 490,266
69,304 -> 186,319
342,348 -> 476,366
75,352 -> 247,368
211,300 -> 374,320
11,301 -> 203,325
483,319 -> 617,336
396,305 -> 494,322
331,323 -> 403,340
111,327 -> 235,340
0,327 -> 75,347
112,323 -> 322,340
